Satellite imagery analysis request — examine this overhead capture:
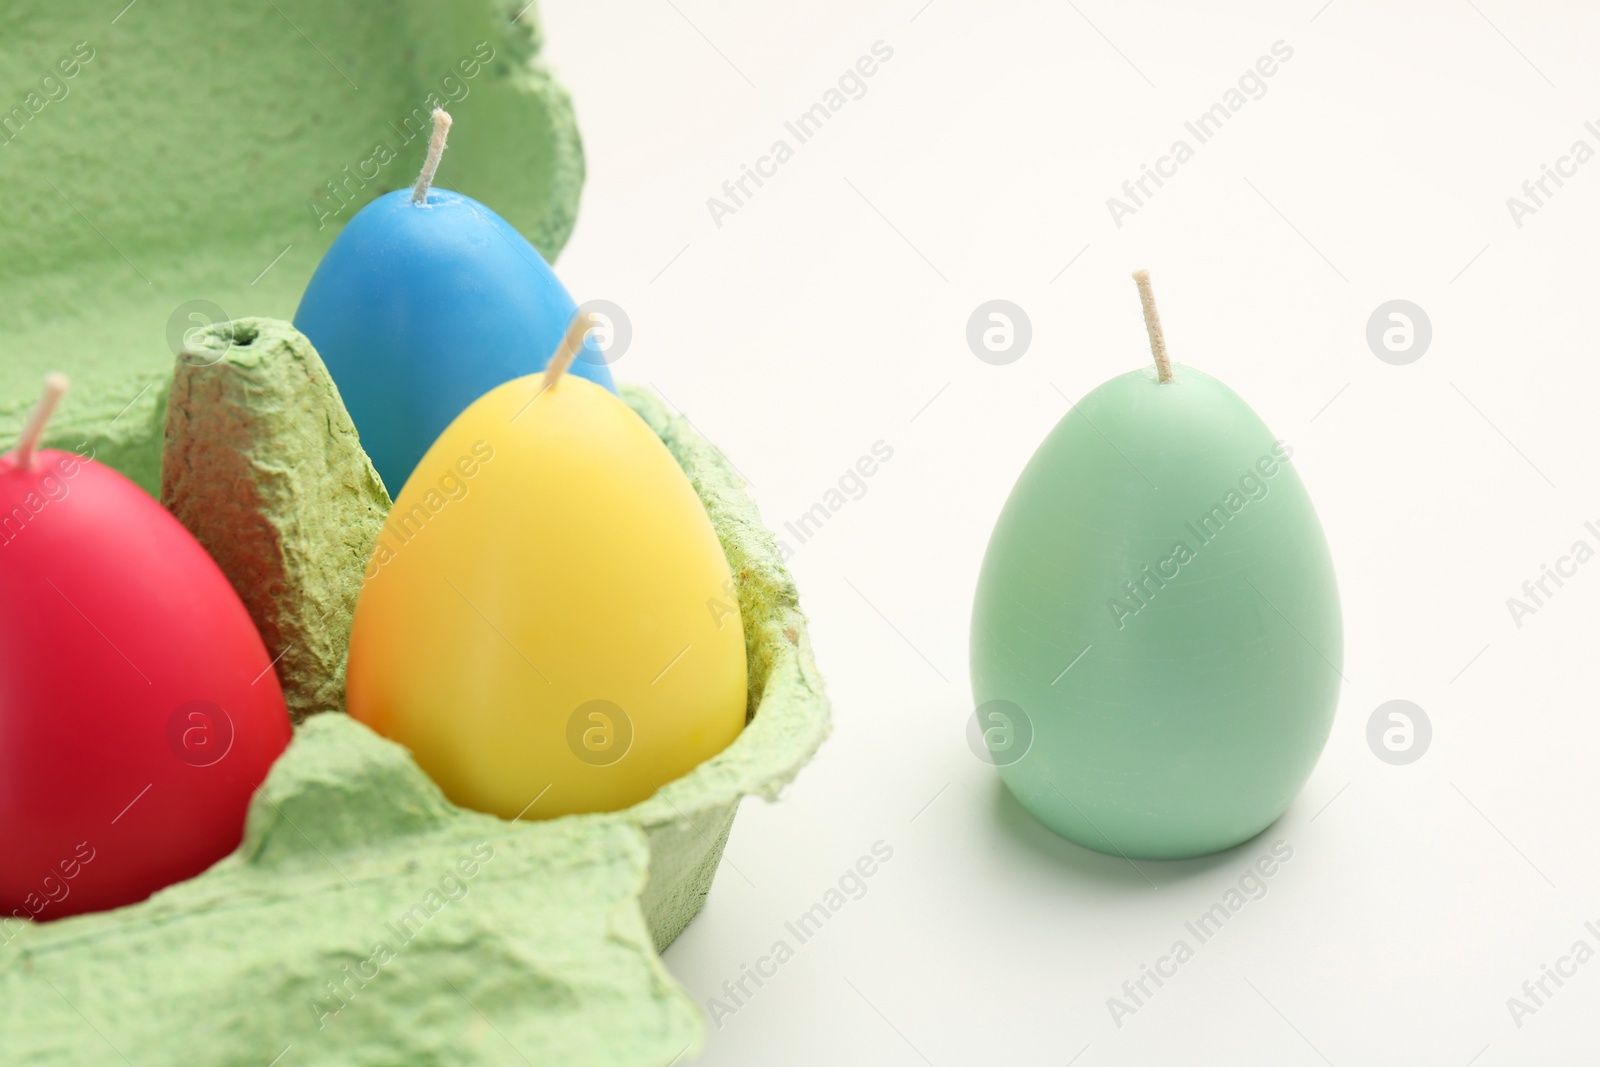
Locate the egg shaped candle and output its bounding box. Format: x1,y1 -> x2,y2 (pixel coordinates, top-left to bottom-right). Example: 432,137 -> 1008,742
346,316 -> 747,819
971,272 -> 1341,859
0,377 -> 292,918
294,109 -> 615,497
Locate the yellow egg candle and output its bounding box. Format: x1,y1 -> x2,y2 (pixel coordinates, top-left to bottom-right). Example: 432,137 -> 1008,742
346,315 -> 748,819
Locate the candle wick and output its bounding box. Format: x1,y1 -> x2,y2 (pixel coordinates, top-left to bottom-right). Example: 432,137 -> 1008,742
1132,269 -> 1174,384
541,311 -> 598,394
10,373 -> 69,470
411,108 -> 454,205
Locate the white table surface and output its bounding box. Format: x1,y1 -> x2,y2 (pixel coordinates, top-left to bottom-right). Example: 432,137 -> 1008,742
542,2 -> 1599,1063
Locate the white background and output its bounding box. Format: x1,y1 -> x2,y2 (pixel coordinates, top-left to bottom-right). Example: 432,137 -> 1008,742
543,2 -> 1600,1063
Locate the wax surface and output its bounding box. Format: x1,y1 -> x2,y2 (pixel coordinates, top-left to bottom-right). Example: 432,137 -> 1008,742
294,188 -> 614,495
347,374 -> 747,819
0,449 -> 291,917
971,365 -> 1341,859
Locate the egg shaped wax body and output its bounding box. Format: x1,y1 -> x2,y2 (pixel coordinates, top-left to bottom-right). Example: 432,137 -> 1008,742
971,366 -> 1341,859
346,375 -> 747,819
0,450 -> 292,919
294,188 -> 616,496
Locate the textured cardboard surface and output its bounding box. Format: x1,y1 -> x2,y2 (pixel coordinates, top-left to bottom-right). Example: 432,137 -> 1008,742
162,319 -> 391,723
0,0 -> 584,406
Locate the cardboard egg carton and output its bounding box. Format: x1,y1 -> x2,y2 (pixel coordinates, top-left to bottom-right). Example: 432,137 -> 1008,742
0,321 -> 829,1065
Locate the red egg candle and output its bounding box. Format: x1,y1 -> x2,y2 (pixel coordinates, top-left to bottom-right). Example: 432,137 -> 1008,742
0,375 -> 292,921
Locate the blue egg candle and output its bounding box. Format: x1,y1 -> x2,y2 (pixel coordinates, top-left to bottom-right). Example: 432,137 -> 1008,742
295,109 -> 615,495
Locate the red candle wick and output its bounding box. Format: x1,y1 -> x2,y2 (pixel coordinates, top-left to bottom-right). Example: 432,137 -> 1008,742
10,373 -> 69,471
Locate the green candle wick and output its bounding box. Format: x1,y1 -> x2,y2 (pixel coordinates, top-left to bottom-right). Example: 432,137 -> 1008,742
1132,269 -> 1174,384
411,108 -> 453,205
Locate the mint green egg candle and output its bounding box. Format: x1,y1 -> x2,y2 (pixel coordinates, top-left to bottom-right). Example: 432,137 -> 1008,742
971,272 -> 1341,859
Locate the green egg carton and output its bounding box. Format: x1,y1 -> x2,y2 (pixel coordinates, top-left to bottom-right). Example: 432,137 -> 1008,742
0,325 -> 830,1065
2,0 -> 584,395
0,2 -> 831,1062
